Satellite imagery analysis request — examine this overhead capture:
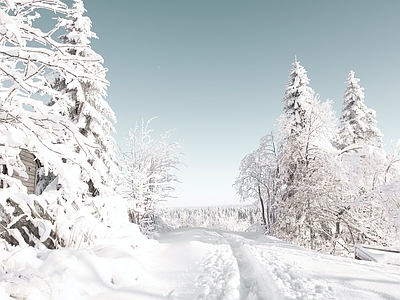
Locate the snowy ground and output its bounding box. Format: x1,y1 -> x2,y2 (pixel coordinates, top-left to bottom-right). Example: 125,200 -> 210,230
1,226 -> 400,299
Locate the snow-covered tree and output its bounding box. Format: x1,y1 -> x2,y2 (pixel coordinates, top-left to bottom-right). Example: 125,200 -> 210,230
278,61 -> 317,197
282,61 -> 315,135
0,0 -> 103,193
0,0 -> 123,249
275,61 -> 338,250
334,143 -> 400,250
278,61 -> 319,191
337,71 -> 382,149
235,61 -> 399,255
47,0 -> 119,196
162,205 -> 262,232
361,164 -> 400,248
119,119 -> 183,235
233,133 -> 278,232
330,72 -> 396,252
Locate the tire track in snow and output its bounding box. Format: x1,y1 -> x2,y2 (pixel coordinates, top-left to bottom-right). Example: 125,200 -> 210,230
222,232 -> 333,300
220,232 -> 283,300
195,232 -> 241,300
195,230 -> 332,300
245,244 -> 332,300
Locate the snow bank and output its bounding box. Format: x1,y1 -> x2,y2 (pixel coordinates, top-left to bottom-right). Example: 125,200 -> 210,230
0,223 -> 156,299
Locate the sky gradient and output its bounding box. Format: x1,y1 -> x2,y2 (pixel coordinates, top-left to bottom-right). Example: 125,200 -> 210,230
81,0 -> 400,207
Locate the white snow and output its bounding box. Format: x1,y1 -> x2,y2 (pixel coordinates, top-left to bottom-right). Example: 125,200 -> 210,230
1,226 -> 400,299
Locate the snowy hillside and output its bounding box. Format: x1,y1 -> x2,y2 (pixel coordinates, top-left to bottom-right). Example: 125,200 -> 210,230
162,205 -> 263,232
2,226 -> 400,299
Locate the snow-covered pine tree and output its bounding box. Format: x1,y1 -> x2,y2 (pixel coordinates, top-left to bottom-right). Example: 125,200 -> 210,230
337,70 -> 382,149
276,61 -> 338,250
0,0 -> 104,194
282,60 -> 315,135
331,71 -> 396,253
0,0 -> 124,249
47,0 -> 119,196
278,60 -> 317,195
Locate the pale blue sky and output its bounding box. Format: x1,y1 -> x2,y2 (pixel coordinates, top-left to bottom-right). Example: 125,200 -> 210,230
82,0 -> 400,207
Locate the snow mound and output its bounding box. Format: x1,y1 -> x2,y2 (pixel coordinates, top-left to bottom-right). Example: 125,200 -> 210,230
0,223 -> 156,299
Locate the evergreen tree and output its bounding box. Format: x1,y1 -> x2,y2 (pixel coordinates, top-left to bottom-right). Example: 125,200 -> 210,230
282,61 -> 315,135
0,0 -> 119,248
0,0 -> 103,195
278,61 -> 318,189
337,71 -> 382,149
47,0 -> 119,196
276,61 -> 337,250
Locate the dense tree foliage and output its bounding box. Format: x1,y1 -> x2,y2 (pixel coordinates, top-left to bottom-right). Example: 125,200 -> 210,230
46,0 -> 119,196
0,0 -> 125,249
235,61 -> 400,255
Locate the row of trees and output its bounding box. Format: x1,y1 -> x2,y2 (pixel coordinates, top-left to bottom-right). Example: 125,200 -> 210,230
163,205 -> 262,232
0,0 -> 181,249
234,61 -> 400,255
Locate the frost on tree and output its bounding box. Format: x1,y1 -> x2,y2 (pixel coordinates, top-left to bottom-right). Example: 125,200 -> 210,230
235,60 -> 400,255
276,61 -> 339,250
162,206 -> 262,232
278,60 -> 319,190
282,61 -> 315,135
119,119 -> 183,235
46,0 -> 119,196
337,71 -> 383,149
0,0 -> 121,249
340,145 -> 400,248
333,72 -> 394,250
233,133 -> 278,232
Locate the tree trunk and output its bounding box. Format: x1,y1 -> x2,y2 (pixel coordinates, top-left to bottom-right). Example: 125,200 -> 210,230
258,185 -> 267,226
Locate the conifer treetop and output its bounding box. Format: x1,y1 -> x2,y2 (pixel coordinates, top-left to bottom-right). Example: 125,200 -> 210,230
338,70 -> 383,148
282,61 -> 315,134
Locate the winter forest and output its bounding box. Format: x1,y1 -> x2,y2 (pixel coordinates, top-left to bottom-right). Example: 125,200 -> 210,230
1,0 -> 400,299
234,61 -> 400,255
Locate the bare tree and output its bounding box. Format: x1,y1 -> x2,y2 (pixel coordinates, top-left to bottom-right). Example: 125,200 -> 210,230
119,119 -> 183,235
233,133 -> 278,232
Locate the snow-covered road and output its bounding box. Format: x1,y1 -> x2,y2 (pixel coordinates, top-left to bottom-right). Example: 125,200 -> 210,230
94,227 -> 400,300
2,226 -> 400,299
